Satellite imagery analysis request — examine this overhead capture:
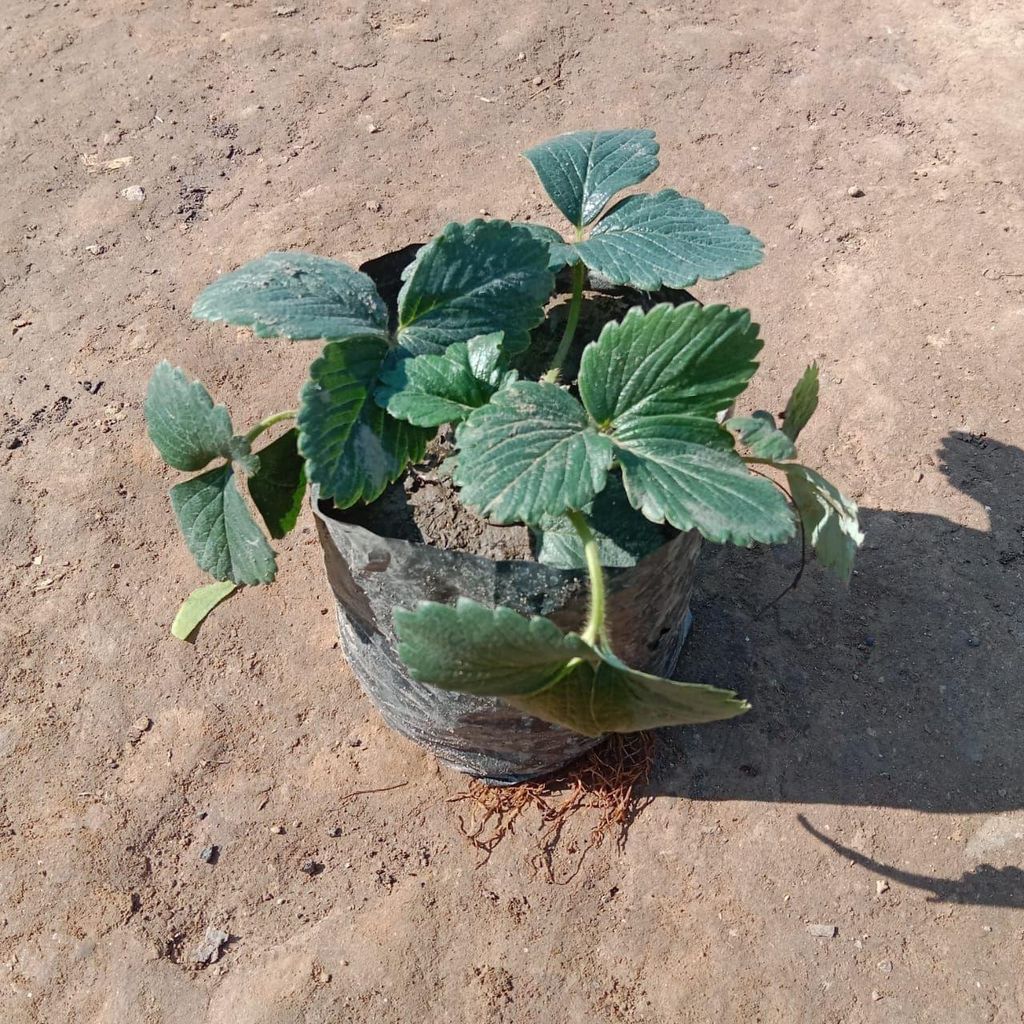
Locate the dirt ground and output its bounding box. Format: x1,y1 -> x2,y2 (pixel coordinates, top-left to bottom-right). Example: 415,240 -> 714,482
2,0 -> 1023,1020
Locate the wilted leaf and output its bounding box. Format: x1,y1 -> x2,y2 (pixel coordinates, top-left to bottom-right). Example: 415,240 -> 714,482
726,412 -> 797,461
785,464 -> 863,581
171,580 -> 238,641
782,362 -> 820,441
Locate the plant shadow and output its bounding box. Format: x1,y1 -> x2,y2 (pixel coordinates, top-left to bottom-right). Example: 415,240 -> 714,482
647,430 -> 1023,906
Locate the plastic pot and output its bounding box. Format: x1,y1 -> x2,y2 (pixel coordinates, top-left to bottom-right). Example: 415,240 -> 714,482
310,245 -> 704,784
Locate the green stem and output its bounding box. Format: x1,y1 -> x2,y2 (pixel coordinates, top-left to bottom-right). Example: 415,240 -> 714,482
542,261 -> 586,383
567,509 -> 606,647
245,410 -> 296,444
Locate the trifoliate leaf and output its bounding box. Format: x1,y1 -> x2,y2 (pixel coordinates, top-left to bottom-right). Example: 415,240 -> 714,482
170,464 -> 277,585
785,464 -> 863,582
726,412 -> 797,461
454,380 -> 614,524
375,333 -> 516,427
247,428 -> 306,539
612,415 -> 796,545
171,580 -> 238,641
578,303 -> 763,424
573,189 -> 763,290
513,222 -> 580,271
523,129 -> 660,228
191,251 -> 388,341
395,598 -> 592,695
533,475 -> 667,569
782,362 -> 820,441
297,337 -> 431,508
144,361 -> 234,471
394,597 -> 749,736
396,220 -> 554,355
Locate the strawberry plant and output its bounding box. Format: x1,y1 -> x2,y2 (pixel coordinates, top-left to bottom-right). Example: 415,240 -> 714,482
146,128 -> 862,736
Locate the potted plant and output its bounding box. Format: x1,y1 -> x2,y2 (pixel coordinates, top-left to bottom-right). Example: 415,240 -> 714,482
145,129 -> 862,783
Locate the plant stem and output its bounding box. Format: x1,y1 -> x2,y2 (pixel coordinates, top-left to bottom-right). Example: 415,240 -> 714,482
542,261 -> 586,383
567,509 -> 606,647
245,410 -> 296,444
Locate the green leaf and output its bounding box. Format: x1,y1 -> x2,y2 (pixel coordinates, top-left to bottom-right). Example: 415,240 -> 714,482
785,465 -> 863,581
573,189 -> 763,290
144,361 -> 234,471
523,129 -> 660,228
612,415 -> 796,545
171,580 -> 238,641
454,380 -> 614,524
533,475 -> 667,569
248,428 -> 307,539
782,362 -> 820,441
513,222 -> 580,271
170,465 -> 277,585
394,597 -> 749,736
726,412 -> 797,461
192,251 -> 388,341
395,598 -> 591,696
375,333 -> 516,427
396,220 -> 554,355
578,303 -> 763,424
509,657 -> 749,736
297,337 -> 431,508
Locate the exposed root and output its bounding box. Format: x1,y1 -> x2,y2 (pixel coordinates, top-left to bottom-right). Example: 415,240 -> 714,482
447,732 -> 656,884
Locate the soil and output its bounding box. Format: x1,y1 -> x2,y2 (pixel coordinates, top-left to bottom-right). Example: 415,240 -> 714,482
335,446 -> 535,562
2,2 -> 1023,1022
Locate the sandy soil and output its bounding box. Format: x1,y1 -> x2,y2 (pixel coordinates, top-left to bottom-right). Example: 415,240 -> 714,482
2,1 -> 1023,1021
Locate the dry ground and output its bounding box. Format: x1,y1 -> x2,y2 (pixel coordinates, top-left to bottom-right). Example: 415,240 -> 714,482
2,1 -> 1023,1021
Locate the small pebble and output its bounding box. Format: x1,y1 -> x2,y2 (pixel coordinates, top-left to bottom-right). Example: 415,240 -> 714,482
872,990 -> 883,1002
199,844 -> 218,864
877,959 -> 893,973
367,123 -> 381,134
327,826 -> 343,838
864,636 -> 876,648
365,200 -> 382,213
120,185 -> 146,202
270,825 -> 285,835
876,879 -> 890,895
346,735 -> 362,748
847,186 -> 865,198
532,76 -> 543,86
967,636 -> 981,648
300,860 -> 324,876
133,716 -> 152,733
806,923 -> 838,938
516,52 -> 526,61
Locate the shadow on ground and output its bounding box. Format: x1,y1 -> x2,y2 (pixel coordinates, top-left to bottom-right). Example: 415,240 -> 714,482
650,431 -> 1023,906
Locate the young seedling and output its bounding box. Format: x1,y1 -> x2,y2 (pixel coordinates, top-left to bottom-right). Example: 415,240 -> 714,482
146,128 -> 862,736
